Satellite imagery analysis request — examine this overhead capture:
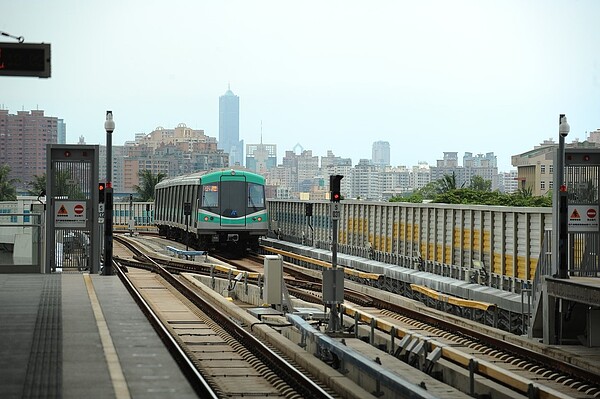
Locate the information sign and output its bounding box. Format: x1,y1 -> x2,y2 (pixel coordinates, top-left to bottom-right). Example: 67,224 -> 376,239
55,200 -> 87,227
0,42 -> 51,78
568,205 -> 599,232
331,202 -> 341,220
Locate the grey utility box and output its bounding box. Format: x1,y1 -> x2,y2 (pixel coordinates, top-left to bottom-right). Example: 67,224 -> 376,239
264,255 -> 283,305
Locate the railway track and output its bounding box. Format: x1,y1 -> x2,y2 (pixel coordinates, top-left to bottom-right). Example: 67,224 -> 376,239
113,236 -> 336,399
115,234 -> 600,398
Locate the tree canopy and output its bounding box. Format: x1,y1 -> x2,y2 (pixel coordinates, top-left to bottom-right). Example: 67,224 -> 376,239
133,170 -> 167,201
0,164 -> 19,201
390,173 -> 551,207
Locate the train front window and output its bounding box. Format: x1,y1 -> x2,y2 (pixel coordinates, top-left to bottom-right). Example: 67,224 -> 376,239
248,183 -> 265,209
202,183 -> 218,208
221,181 -> 245,217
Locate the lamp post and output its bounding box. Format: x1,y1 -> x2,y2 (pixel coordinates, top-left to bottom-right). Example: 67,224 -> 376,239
104,111 -> 115,275
557,114 -> 570,279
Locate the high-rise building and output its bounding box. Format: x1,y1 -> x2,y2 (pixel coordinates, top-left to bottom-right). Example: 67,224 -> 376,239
0,109 -> 58,192
219,86 -> 244,166
246,142 -> 277,175
372,141 -> 390,166
57,119 -> 67,144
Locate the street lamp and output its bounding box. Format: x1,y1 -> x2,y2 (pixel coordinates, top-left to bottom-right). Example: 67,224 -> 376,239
557,114 -> 570,279
104,111 -> 115,275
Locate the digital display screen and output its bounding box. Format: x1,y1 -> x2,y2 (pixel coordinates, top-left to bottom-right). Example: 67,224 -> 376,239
0,42 -> 51,78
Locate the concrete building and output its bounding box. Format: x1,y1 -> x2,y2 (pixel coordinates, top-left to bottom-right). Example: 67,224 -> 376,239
218,86 -> 244,166
511,139 -> 600,196
498,170 -> 519,194
353,159 -> 382,200
0,109 -> 58,192
372,141 -> 390,167
120,123 -> 227,193
246,142 -> 277,175
431,151 -> 499,190
511,139 -> 556,196
57,119 -> 67,144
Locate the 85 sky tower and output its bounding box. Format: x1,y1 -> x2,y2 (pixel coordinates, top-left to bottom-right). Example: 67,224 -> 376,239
218,85 -> 244,166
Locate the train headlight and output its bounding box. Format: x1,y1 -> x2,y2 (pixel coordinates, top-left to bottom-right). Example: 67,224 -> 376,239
204,216 -> 209,221
257,217 -> 262,222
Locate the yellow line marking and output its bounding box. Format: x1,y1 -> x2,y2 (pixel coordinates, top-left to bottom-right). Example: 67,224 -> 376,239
83,274 -> 131,399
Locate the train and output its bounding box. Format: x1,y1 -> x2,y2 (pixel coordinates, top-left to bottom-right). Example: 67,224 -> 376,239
154,169 -> 268,251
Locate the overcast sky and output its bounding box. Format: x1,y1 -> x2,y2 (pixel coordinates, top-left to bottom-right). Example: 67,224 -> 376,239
2,1 -> 600,172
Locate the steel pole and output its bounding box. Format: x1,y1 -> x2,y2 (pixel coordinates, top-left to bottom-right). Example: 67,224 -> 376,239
104,111 -> 114,275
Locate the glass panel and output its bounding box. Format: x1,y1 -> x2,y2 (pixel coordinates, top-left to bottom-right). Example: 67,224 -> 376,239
248,183 -> 265,209
202,183 -> 219,208
221,181 -> 244,217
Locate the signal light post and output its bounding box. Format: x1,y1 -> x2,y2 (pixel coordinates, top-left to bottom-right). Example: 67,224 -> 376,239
325,175 -> 344,333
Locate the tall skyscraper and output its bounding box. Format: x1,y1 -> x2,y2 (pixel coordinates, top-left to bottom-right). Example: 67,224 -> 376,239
219,85 -> 244,166
372,141 -> 390,167
57,119 -> 67,144
0,109 -> 58,192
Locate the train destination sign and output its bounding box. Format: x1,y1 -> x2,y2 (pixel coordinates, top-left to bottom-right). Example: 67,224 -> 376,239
0,42 -> 51,78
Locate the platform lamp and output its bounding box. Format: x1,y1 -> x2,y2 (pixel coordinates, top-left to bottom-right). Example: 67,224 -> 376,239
104,111 -> 115,275
557,114 -> 570,279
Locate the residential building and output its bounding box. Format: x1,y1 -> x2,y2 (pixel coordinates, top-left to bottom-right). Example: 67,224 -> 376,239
0,109 -> 58,192
121,123 -> 227,192
353,159 -> 382,200
372,141 -> 390,167
431,151 -> 498,189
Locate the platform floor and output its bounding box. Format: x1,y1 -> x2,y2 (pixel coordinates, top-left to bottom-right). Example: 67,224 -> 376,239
0,273 -> 197,399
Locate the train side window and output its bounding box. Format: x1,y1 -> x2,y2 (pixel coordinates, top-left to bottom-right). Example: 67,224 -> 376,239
248,183 -> 265,208
202,183 -> 218,207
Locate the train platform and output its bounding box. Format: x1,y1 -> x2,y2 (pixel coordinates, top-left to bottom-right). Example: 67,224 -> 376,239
0,273 -> 197,399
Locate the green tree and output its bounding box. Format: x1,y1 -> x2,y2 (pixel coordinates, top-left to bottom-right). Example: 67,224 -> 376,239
437,172 -> 465,194
470,175 -> 492,192
27,173 -> 47,196
0,164 -> 19,201
134,170 -> 167,201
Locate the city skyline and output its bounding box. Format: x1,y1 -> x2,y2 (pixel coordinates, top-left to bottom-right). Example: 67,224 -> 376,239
2,1 -> 600,172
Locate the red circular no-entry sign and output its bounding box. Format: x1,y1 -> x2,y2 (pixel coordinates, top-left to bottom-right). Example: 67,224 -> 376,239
587,208 -> 597,219
74,204 -> 84,214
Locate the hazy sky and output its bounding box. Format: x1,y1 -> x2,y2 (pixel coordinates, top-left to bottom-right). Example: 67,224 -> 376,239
2,1 -> 600,172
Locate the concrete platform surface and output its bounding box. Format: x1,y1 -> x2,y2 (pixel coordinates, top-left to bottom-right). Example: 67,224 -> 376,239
0,273 -> 197,399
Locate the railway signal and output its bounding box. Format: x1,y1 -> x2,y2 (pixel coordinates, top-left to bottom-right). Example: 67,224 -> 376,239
330,175 -> 343,202
98,182 -> 106,203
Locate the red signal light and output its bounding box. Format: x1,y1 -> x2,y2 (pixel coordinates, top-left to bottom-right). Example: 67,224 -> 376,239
64,150 -> 71,157
98,182 -> 106,203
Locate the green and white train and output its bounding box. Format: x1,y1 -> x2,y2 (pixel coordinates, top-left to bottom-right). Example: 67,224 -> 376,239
154,169 -> 268,251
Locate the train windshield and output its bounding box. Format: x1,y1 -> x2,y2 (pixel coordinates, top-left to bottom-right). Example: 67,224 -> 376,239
202,183 -> 219,208
248,183 -> 265,209
220,180 -> 245,218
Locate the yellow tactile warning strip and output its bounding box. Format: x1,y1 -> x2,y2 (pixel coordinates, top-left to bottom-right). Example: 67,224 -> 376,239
83,274 -> 131,399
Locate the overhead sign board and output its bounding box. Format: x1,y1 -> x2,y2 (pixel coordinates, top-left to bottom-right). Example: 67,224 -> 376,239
0,42 -> 51,78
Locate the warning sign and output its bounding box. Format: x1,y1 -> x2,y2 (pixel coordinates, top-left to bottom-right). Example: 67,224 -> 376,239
568,205 -> 599,232
55,201 -> 87,227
